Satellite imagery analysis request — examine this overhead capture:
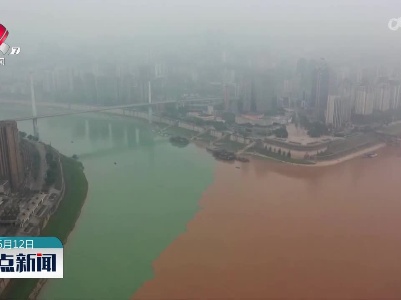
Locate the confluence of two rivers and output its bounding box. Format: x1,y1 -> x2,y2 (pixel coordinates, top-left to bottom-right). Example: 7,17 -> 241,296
2,105 -> 401,299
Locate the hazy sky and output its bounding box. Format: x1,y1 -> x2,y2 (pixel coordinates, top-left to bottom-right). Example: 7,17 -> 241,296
2,0 -> 401,60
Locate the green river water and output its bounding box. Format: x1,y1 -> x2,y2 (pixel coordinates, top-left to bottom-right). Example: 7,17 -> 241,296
0,104 -> 215,300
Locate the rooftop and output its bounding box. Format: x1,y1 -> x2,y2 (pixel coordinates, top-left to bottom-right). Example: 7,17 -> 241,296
17,194 -> 48,222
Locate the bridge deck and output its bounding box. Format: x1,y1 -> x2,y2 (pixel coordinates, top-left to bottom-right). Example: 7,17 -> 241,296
5,98 -> 223,122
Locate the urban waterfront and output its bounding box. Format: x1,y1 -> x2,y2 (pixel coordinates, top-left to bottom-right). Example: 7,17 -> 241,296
2,104 -> 401,299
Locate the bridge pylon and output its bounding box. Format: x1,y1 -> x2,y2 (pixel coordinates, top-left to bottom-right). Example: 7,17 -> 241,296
30,72 -> 39,139
148,81 -> 152,124
33,118 -> 39,139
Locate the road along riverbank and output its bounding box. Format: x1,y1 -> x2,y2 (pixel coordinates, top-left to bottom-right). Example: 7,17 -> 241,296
311,143 -> 386,167
246,142 -> 387,167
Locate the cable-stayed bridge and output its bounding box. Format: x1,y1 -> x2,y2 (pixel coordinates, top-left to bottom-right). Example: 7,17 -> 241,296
9,98 -> 223,122
1,73 -> 224,139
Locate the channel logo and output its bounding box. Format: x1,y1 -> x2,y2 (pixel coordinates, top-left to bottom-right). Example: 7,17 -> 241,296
388,17 -> 401,31
0,24 -> 10,54
0,23 -> 21,66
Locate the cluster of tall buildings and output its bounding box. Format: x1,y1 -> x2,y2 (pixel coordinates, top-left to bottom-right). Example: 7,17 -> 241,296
0,121 -> 24,192
353,80 -> 401,115
292,58 -> 401,128
325,78 -> 401,128
1,43 -> 401,131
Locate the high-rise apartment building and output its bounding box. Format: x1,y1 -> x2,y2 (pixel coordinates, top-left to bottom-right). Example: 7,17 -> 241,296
390,81 -> 401,110
355,86 -> 374,115
246,70 -> 276,113
311,59 -> 330,121
374,82 -> 391,112
325,95 -> 351,128
325,95 -> 336,126
0,121 -> 24,191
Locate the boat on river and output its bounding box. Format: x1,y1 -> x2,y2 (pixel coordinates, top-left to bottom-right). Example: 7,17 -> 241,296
169,136 -> 189,147
206,146 -> 220,153
212,149 -> 236,161
236,156 -> 250,163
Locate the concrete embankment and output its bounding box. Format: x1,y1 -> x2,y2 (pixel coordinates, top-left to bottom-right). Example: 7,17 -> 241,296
311,143 -> 387,167
247,142 -> 387,167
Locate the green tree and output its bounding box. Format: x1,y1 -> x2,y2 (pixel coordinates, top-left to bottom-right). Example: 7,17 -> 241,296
307,122 -> 328,138
299,115 -> 311,129
19,131 -> 27,138
273,126 -> 288,138
287,151 -> 291,158
32,151 -> 40,180
46,152 -> 54,163
278,149 -> 282,155
45,169 -> 56,186
49,161 -> 58,169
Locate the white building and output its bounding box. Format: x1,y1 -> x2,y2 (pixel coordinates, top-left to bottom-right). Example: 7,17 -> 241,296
374,83 -> 391,112
235,114 -> 290,126
355,86 -> 374,115
17,194 -> 48,228
325,95 -> 351,128
390,83 -> 401,110
326,95 -> 336,125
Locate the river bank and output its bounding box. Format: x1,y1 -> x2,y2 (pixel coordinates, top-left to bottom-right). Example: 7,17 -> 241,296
0,99 -> 393,167
247,142 -> 387,167
311,142 -> 387,166
0,155 -> 89,300
133,146 -> 401,299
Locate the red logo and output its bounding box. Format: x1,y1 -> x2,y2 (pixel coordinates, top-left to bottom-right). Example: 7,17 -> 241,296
0,24 -> 10,54
0,24 -> 9,46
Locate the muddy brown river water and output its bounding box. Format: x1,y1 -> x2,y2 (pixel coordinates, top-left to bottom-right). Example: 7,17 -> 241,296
133,147 -> 401,300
